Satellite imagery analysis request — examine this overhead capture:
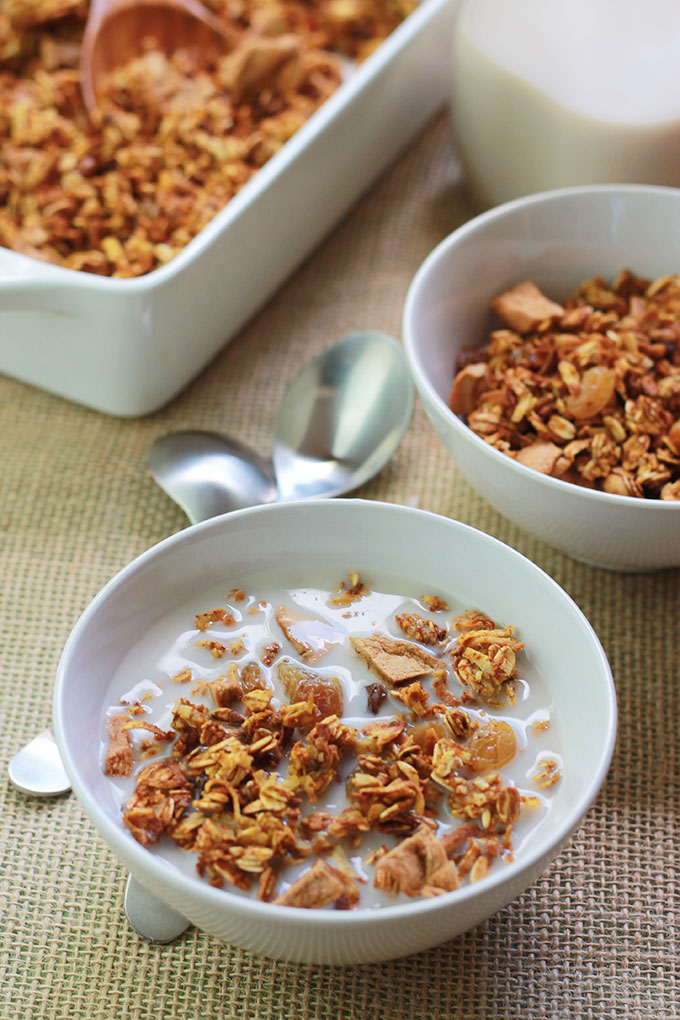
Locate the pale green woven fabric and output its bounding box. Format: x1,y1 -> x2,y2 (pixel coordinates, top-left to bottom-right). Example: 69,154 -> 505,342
1,115 -> 678,1020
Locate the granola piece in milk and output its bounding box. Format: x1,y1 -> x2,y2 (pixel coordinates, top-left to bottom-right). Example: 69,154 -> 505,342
104,715 -> 134,777
450,626 -> 524,704
374,827 -> 459,897
350,634 -> 441,686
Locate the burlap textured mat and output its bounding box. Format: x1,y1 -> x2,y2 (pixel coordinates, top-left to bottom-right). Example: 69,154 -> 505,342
1,115 -> 678,1020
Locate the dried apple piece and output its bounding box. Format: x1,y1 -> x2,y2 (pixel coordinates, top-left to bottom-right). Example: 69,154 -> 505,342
275,604 -> 343,664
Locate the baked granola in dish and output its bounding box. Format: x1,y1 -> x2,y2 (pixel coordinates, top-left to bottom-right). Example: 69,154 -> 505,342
102,570 -> 562,910
0,0 -> 414,276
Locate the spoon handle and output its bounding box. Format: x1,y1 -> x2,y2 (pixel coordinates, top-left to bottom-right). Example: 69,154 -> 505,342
124,875 -> 190,944
7,727 -> 71,797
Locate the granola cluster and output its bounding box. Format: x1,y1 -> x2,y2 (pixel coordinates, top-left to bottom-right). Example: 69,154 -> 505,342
450,271 -> 680,499
104,574 -> 559,909
0,0 -> 414,276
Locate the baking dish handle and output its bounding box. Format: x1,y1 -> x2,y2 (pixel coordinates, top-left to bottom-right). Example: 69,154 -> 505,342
0,248 -> 80,313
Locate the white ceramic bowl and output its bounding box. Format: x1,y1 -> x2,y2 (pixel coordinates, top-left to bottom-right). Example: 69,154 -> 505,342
402,184 -> 680,571
53,500 -> 615,964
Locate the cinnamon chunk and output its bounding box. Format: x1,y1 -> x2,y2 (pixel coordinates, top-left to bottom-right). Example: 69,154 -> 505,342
350,634 -> 441,686
104,714 -> 134,776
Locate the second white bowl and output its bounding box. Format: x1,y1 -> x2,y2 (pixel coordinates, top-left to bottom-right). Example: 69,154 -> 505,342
402,184 -> 680,571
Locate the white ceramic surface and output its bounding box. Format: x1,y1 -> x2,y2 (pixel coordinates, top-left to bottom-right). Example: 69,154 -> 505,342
53,500 -> 615,964
0,0 -> 457,418
403,184 -> 680,571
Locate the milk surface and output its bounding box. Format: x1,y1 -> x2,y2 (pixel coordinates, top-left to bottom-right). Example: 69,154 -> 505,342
452,0 -> 680,205
102,568 -> 562,909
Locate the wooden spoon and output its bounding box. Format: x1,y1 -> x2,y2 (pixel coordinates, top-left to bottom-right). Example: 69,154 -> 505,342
80,0 -> 239,115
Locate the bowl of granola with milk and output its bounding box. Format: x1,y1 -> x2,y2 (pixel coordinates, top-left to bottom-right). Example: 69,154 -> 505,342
403,184 -> 680,570
53,499 -> 615,963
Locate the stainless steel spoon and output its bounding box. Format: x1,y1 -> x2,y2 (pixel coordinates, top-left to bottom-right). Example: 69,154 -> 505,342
148,331 -> 414,520
8,728 -> 71,797
8,329 -> 414,942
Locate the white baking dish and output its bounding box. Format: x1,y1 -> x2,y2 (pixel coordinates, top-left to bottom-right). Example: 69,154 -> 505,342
0,0 -> 458,417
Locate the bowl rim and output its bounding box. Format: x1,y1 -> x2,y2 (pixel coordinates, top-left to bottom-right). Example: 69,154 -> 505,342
53,499 -> 617,927
402,182 -> 680,513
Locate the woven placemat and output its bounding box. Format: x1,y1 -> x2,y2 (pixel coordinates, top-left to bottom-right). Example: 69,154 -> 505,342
1,114 -> 678,1020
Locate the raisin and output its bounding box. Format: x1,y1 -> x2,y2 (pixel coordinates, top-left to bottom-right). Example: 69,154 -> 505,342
295,676 -> 343,719
408,720 -> 445,754
240,661 -> 266,693
278,661 -> 343,719
467,720 -> 516,773
366,682 -> 387,714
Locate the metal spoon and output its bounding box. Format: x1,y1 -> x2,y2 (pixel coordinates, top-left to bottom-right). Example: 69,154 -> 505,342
148,432 -> 277,523
149,331 -> 414,521
8,729 -> 71,798
8,329 -> 414,942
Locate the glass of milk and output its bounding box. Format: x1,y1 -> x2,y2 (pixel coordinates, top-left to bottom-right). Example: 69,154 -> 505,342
451,0 -> 680,207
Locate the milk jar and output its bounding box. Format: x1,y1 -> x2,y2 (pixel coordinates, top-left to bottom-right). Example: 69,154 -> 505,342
451,0 -> 680,207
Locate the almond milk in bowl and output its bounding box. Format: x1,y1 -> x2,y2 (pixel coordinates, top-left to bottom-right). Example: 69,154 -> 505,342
53,500 -> 615,963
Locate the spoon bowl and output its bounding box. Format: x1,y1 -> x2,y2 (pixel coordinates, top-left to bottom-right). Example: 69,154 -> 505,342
148,432 -> 277,525
80,0 -> 238,115
149,331 -> 414,520
273,331 -> 414,500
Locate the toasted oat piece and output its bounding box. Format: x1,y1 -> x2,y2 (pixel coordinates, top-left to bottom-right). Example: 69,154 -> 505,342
491,281 -> 564,334
389,681 -> 431,719
530,756 -> 562,788
195,608 -> 236,631
275,604 -> 342,664
374,827 -> 459,897
122,758 -> 193,845
274,858 -> 357,908
350,634 -> 441,686
451,626 -> 523,704
330,572 -> 371,606
359,717 -> 407,752
104,714 -> 134,777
